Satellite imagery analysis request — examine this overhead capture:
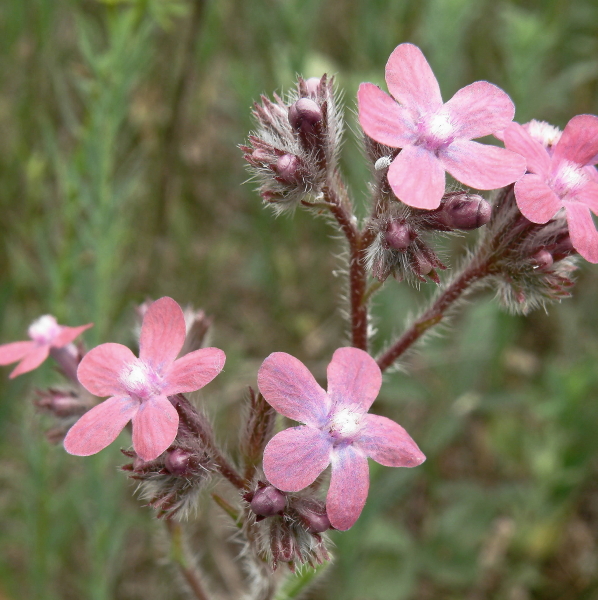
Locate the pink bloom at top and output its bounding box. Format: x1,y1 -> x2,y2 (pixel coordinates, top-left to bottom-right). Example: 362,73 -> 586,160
503,115 -> 598,263
0,315 -> 92,379
64,297 -> 225,461
258,347 -> 425,531
358,43 -> 526,209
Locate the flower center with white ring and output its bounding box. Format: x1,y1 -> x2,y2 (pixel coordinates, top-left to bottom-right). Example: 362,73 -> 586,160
28,315 -> 60,345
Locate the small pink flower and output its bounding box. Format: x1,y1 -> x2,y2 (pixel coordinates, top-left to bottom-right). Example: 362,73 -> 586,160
0,315 -> 92,379
503,115 -> 598,263
258,347 -> 425,531
358,43 -> 526,209
64,297 -> 225,461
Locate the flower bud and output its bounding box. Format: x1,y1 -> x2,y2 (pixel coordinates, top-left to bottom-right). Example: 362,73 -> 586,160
288,98 -> 322,133
35,388 -> 87,418
165,448 -> 196,476
274,154 -> 302,184
384,221 -> 412,250
433,194 -> 492,230
531,249 -> 553,270
250,485 -> 286,517
298,507 -> 330,533
304,77 -> 321,97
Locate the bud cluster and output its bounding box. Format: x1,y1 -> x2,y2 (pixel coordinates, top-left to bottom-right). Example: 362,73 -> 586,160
241,75 -> 343,213
35,387 -> 94,443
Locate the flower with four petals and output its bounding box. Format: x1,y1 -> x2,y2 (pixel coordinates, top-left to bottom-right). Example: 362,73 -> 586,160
64,297 -> 225,461
258,347 -> 425,531
358,43 -> 526,209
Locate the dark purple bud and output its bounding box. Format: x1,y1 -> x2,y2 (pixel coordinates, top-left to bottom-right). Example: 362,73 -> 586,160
36,389 -> 85,418
165,448 -> 196,476
384,221 -> 412,250
250,485 -> 286,517
435,194 -> 492,230
531,249 -> 553,270
301,509 -> 330,533
288,98 -> 322,133
551,233 -> 575,260
274,154 -> 302,184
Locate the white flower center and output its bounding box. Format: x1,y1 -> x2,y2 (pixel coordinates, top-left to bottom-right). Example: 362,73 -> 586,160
553,161 -> 587,197
329,408 -> 362,438
119,361 -> 162,400
526,120 -> 562,148
417,112 -> 455,151
28,315 -> 60,345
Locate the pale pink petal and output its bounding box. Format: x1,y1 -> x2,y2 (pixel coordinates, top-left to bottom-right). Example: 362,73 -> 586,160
565,202 -> 598,263
554,114 -> 598,166
0,341 -> 34,365
357,83 -> 416,148
387,145 -> 445,209
263,427 -> 331,492
585,165 -> 598,183
443,81 -> 515,140
64,396 -> 139,456
10,345 -> 50,378
131,395 -> 179,461
139,297 -> 186,369
514,174 -> 562,224
440,140 -> 526,190
53,323 -> 93,347
356,414 -> 425,467
77,343 -> 136,397
258,352 -> 330,427
385,43 -> 442,116
163,347 -> 225,395
327,445 -> 369,531
570,180 -> 598,215
327,347 -> 381,414
503,122 -> 552,177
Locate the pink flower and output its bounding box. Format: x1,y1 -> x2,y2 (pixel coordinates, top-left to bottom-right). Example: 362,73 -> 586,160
64,297 -> 225,461
0,315 -> 92,379
503,115 -> 598,263
358,43 -> 526,209
258,347 -> 425,531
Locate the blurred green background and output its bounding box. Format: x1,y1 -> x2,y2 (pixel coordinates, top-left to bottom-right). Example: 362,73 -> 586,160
1,0 -> 598,598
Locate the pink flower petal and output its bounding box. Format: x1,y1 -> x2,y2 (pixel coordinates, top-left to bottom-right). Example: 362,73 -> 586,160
585,165 -> 598,183
258,352 -> 330,427
385,43 -> 442,117
388,145 -> 445,209
357,83 -> 416,148
514,174 -> 562,224
77,343 -> 136,397
327,347 -> 382,414
10,345 -> 50,378
440,140 -> 526,190
503,122 -> 552,177
326,445 -> 369,531
570,180 -> 598,215
0,341 -> 34,366
53,323 -> 93,348
131,395 -> 179,461
443,81 -> 515,140
163,347 -> 225,395
554,114 -> 598,166
356,414 -> 426,467
139,297 -> 186,370
565,202 -> 598,263
64,396 -> 139,456
263,427 -> 331,492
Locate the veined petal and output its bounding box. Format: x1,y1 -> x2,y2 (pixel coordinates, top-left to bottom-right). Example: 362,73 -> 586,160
585,165 -> 598,183
10,345 -> 50,378
163,347 -> 225,395
327,347 -> 381,414
139,297 -> 186,370
0,341 -> 34,366
356,414 -> 425,467
503,122 -> 552,177
132,395 -> 179,461
258,352 -> 330,426
385,43 -> 442,116
77,343 -> 137,397
263,427 -> 331,492
64,396 -> 139,456
327,445 -> 369,531
565,202 -> 598,263
53,323 -> 93,348
514,174 -> 562,223
444,81 -> 515,140
554,114 -> 598,166
570,180 -> 598,215
440,140 -> 526,190
357,83 -> 416,148
387,145 -> 445,209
